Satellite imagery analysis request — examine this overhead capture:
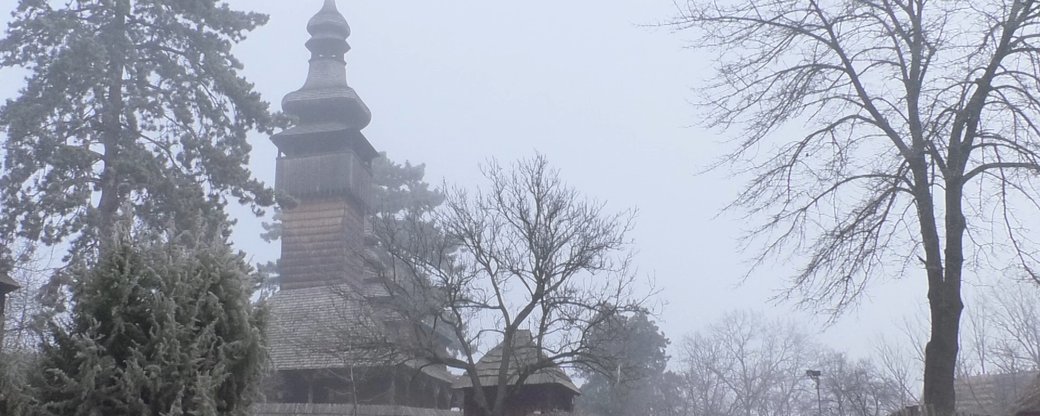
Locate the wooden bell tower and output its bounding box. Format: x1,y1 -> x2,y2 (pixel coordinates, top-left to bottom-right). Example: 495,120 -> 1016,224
270,0 -> 378,290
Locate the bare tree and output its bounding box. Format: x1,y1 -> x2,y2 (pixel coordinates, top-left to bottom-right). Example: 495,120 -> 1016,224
368,154 -> 646,416
974,282 -> 1040,373
949,281 -> 1040,415
674,0 -> 1040,413
677,310 -> 907,416
818,352 -> 909,416
678,311 -> 817,416
874,335 -> 924,407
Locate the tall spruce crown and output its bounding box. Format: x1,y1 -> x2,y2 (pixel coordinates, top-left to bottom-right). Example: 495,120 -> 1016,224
272,0 -> 375,159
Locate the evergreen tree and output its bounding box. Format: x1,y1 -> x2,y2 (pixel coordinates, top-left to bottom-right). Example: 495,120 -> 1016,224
577,312 -> 670,416
369,154 -> 445,217
35,232 -> 266,416
0,0 -> 274,280
0,349 -> 37,416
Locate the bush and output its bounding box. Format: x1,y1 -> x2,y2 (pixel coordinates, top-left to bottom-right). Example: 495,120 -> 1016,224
34,234 -> 266,416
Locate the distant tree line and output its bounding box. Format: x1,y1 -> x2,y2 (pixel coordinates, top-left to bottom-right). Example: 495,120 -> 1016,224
573,292 -> 1040,416
571,310 -> 914,416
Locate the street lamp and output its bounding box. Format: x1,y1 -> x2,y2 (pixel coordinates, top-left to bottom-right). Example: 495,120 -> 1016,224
806,369 -> 822,416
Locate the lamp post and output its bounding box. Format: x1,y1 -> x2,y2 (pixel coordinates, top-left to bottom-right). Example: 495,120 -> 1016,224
806,369 -> 822,416
0,272 -> 21,354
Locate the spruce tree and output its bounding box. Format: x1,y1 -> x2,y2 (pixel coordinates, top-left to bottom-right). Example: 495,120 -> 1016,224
0,0 -> 274,280
577,312 -> 670,416
35,232 -> 266,416
0,350 -> 36,416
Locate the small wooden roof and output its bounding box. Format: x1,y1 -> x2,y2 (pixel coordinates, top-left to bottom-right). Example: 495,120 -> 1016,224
453,330 -> 579,394
0,273 -> 19,294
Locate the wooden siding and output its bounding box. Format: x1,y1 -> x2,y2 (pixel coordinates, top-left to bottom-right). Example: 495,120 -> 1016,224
279,197 -> 367,289
955,372 -> 1037,416
276,152 -> 372,205
461,384 -> 575,416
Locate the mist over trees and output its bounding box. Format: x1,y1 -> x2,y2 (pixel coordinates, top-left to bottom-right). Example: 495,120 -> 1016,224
4,0 -> 1040,415
370,155 -> 648,416
674,0 -> 1040,412
680,311 -> 911,416
0,1 -> 274,415
575,311 -> 671,416
567,310 -> 932,416
0,0 -> 276,310
961,281 -> 1040,376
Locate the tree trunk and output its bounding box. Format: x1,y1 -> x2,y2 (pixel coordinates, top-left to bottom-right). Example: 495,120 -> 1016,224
923,292 -> 962,416
909,160 -> 964,416
96,2 -> 129,247
921,175 -> 967,416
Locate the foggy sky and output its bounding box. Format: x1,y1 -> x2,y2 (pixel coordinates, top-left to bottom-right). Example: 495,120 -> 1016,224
0,1 -> 936,360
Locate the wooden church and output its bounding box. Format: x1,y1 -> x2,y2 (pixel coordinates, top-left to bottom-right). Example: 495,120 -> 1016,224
256,1 -> 455,414
253,2 -> 581,416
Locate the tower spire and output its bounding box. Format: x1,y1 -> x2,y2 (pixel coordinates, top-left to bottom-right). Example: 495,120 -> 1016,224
273,0 -> 373,158
269,0 -> 379,289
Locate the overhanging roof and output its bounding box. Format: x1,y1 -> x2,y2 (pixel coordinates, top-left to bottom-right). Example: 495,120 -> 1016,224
452,330 -> 580,394
0,273 -> 20,293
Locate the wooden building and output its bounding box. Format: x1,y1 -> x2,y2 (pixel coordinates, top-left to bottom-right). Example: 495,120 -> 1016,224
955,371 -> 1037,416
890,372 -> 1040,416
258,1 -> 454,414
453,330 -> 580,416
0,272 -> 19,352
256,3 -> 585,416
1013,374 -> 1040,416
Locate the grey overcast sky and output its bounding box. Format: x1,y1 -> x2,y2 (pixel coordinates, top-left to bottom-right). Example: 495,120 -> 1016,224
0,1 -> 934,358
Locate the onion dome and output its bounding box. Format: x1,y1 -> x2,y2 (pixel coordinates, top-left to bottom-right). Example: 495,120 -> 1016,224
273,0 -> 375,159
308,0 -> 351,49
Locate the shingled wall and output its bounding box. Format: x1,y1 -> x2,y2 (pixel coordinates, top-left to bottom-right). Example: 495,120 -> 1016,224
279,196 -> 367,290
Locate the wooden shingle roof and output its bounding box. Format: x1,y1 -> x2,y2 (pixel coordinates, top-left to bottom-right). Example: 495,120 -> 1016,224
266,284 -> 378,371
452,330 -> 579,394
265,284 -> 455,383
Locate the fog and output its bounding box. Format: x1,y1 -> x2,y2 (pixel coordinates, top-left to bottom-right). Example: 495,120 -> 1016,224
0,0 -> 933,360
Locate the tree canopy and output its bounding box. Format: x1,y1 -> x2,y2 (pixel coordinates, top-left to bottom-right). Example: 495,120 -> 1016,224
576,311 -> 670,416
674,0 -> 1040,412
677,310 -> 907,416
0,0 -> 274,280
378,155 -> 646,416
